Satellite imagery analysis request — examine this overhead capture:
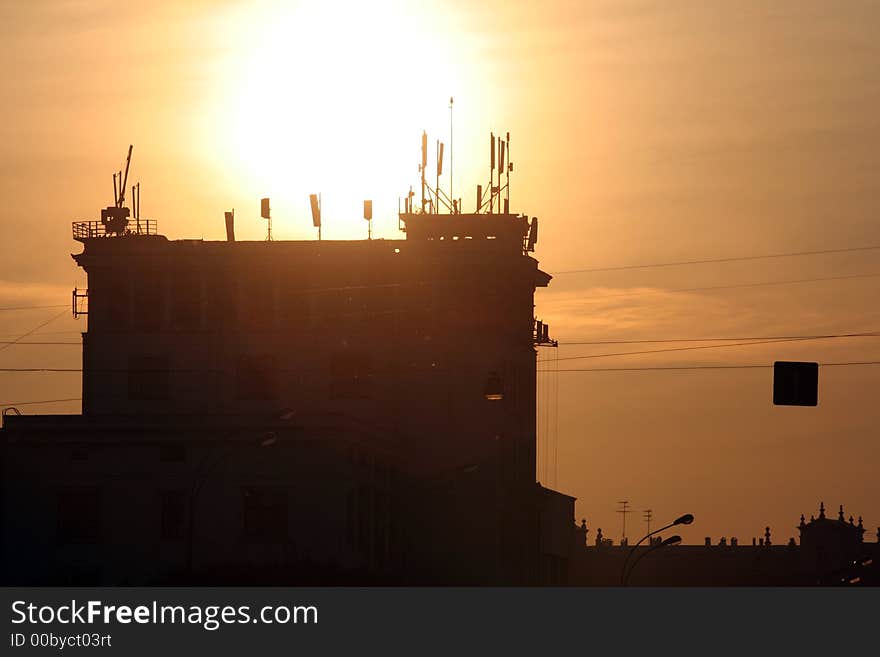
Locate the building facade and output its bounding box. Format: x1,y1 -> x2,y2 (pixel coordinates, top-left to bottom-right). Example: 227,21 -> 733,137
2,201 -> 575,584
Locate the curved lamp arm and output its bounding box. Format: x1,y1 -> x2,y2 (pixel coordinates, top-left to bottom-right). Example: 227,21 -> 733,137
623,535 -> 682,586
619,514 -> 693,585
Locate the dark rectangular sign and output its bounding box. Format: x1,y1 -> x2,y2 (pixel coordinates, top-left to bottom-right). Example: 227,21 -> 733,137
773,361 -> 818,406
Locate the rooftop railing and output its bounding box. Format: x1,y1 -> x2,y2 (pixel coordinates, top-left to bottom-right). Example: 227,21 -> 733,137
72,219 -> 158,241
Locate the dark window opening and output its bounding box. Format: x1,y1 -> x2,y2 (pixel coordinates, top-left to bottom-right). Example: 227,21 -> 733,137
132,277 -> 165,332
242,486 -> 287,542
159,444 -> 186,462
57,487 -> 100,544
279,289 -> 310,328
128,356 -> 170,400
241,278 -> 275,329
205,273 -> 236,328
70,447 -> 89,462
170,271 -> 202,330
160,490 -> 186,540
105,278 -> 130,329
235,355 -> 277,400
330,351 -> 373,399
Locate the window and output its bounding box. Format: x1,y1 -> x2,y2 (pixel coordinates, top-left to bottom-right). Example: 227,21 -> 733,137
279,289 -> 310,328
241,276 -> 275,329
235,355 -> 276,400
105,277 -> 130,329
170,270 -> 202,330
57,487 -> 100,543
132,276 -> 165,332
330,351 -> 373,399
128,356 -> 170,400
159,444 -> 186,462
242,487 -> 287,541
70,447 -> 89,462
205,270 -> 236,328
160,490 -> 186,540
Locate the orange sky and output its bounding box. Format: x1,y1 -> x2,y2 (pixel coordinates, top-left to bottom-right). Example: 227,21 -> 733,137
1,0 -> 879,544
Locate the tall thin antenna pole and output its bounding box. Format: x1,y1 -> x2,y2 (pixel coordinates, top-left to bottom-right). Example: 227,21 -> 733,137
420,131 -> 427,213
617,500 -> 632,542
505,132 -> 511,213
436,138 -> 440,215
449,96 -> 453,212
643,509 -> 653,536
132,185 -> 137,233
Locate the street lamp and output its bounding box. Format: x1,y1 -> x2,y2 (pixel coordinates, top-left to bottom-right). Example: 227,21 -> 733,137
623,535 -> 682,586
620,513 -> 693,585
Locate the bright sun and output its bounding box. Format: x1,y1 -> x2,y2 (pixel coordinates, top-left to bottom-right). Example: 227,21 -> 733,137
218,0 -> 483,239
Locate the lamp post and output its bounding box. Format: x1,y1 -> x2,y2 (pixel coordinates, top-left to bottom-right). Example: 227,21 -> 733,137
620,513 -> 693,585
623,535 -> 682,586
185,430 -> 278,578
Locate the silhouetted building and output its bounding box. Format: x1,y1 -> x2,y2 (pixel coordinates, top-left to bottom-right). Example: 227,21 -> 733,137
571,503 -> 879,586
2,187 -> 575,584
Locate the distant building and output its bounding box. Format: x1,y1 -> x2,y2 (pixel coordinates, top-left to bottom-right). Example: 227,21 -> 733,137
570,503 -> 879,586
1,173 -> 576,584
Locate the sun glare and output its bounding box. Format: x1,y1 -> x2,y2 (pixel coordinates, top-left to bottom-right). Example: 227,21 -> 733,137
216,0 -> 483,239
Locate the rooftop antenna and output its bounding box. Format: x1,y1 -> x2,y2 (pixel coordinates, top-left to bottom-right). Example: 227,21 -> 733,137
504,132 -> 511,214
101,145 -> 133,236
260,197 -> 272,241
117,145 -> 132,208
499,135 -> 504,209
131,182 -> 141,232
449,96 -> 453,210
617,500 -> 632,542
489,132 -> 495,214
363,199 -> 372,239
436,139 -> 444,215
309,193 -> 322,240
420,131 -> 428,213
225,208 -> 235,242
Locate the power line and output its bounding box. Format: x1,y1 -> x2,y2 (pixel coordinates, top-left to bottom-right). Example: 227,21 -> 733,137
0,304 -> 68,312
560,332 -> 880,345
0,341 -> 80,346
553,335 -> 880,363
5,360 -> 880,375
0,398 -> 81,407
539,361 -> 880,373
566,272 -> 880,300
0,333 -> 871,347
0,309 -> 70,355
0,331 -> 81,337
553,245 -> 880,275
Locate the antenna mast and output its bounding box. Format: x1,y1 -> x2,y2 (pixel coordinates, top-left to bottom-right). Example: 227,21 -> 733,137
617,500 -> 632,543
420,131 -> 428,213
117,145 -> 133,208
449,96 -> 453,210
